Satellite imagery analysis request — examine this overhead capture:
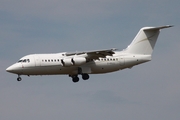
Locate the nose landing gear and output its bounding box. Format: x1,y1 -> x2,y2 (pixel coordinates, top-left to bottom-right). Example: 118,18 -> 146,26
17,75 -> 22,81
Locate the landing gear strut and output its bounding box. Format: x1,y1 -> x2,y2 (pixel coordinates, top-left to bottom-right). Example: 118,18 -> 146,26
17,75 -> 22,81
78,67 -> 90,81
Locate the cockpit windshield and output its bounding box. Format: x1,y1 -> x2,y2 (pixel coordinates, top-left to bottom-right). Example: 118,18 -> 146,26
18,60 -> 23,63
18,59 -> 30,63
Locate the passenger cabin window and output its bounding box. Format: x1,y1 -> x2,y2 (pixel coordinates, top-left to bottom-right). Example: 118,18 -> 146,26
42,59 -> 61,63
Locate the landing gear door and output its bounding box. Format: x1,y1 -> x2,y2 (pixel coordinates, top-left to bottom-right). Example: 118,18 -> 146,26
34,55 -> 41,66
81,66 -> 91,74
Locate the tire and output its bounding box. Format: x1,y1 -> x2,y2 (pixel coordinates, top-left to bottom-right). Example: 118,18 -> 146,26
72,76 -> 79,83
82,74 -> 89,80
17,77 -> 22,81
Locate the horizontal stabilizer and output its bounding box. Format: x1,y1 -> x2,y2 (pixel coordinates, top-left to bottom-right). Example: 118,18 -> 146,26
143,25 -> 173,31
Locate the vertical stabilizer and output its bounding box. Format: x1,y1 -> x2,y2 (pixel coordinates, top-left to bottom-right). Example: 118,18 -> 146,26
124,25 -> 172,55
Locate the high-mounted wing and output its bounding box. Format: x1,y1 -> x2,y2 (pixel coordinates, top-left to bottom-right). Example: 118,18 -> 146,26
65,48 -> 117,59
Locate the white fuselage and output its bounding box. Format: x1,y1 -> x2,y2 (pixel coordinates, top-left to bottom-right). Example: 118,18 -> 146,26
6,52 -> 151,76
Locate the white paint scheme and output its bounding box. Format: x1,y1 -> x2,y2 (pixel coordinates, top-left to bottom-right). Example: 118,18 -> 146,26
6,25 -> 172,82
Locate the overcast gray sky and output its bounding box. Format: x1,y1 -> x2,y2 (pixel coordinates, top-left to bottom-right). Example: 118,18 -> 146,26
1,0 -> 180,120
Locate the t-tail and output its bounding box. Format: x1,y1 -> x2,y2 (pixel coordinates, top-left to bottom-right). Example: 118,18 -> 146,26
124,25 -> 173,55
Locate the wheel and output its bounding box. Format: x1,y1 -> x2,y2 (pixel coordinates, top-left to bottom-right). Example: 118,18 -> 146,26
72,76 -> 79,83
82,74 -> 89,80
17,77 -> 22,81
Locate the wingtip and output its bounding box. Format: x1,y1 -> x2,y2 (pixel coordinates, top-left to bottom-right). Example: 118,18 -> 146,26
165,25 -> 174,28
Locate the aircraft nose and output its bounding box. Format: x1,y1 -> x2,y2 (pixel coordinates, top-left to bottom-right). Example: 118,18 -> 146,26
6,66 -> 13,72
6,63 -> 22,74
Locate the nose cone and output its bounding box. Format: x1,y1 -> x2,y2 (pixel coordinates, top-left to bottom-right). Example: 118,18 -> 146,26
6,66 -> 13,72
6,63 -> 22,74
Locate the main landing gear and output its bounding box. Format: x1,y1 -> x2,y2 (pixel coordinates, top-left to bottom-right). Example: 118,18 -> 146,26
70,73 -> 90,83
70,67 -> 90,83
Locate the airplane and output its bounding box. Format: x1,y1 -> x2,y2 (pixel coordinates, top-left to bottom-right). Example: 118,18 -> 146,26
6,25 -> 172,83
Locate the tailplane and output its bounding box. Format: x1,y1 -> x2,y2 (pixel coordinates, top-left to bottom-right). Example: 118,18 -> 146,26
124,25 -> 173,55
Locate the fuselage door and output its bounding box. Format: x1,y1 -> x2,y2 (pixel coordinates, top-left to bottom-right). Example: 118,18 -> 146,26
34,55 -> 41,67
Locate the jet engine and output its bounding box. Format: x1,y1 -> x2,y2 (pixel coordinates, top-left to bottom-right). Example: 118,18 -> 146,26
61,58 -> 73,67
61,57 -> 86,67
